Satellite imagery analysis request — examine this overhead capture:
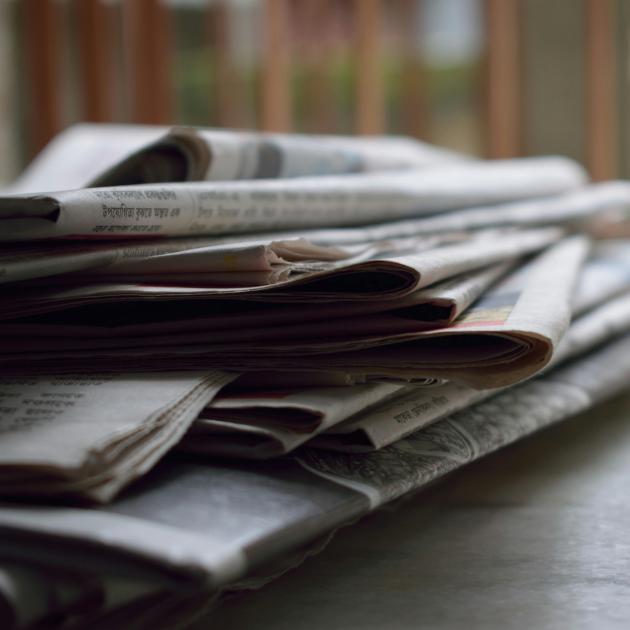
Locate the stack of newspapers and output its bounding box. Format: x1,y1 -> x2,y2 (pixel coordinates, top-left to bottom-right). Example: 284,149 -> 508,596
2,124 -> 630,627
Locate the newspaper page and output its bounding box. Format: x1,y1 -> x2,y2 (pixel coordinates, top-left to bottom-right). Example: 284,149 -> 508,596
6,124 -> 166,195
212,235 -> 585,388
7,124 -> 463,195
313,292 -> 630,452
313,243 -> 630,451
0,457 -> 372,588
93,126 -> 465,186
219,180 -> 629,247
0,235 -> 354,285
1,180 -> 624,286
182,382 -> 404,459
0,227 -> 558,323
571,239 -> 630,314
299,331 -> 630,506
176,263 -> 512,459
0,157 -> 585,241
180,243 -> 630,457
0,371 -> 235,501
0,234 -> 573,385
0,259 -> 513,354
62,235 -> 584,390
0,332 -> 628,596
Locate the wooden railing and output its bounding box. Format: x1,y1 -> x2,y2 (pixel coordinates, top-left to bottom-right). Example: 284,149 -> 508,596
13,0 -> 621,180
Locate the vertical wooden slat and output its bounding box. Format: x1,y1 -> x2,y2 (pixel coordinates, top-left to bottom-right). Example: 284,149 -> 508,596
300,0 -> 338,133
521,0 -> 584,161
355,0 -> 384,135
0,1 -> 16,181
261,0 -> 292,131
399,0 -> 426,139
123,0 -> 174,124
22,0 -> 62,155
208,1 -> 245,128
615,0 -> 630,179
75,0 -> 114,122
483,0 -> 521,158
585,0 -> 618,180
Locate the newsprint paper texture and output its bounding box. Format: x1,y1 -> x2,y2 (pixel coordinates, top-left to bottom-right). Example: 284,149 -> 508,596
0,157 -> 584,241
0,332 -> 628,595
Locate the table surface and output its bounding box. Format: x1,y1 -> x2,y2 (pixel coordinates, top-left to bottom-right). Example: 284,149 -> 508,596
197,392 -> 630,630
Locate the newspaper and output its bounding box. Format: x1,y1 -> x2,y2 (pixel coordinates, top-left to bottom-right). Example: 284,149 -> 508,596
1,181 -> 625,287
92,125 -> 464,186
43,235 -> 584,390
0,333 -> 628,599
0,227 -> 558,323
5,124 -> 165,195
183,382 -> 404,459
0,259 -> 512,353
570,239 -> 630,314
0,157 -> 585,241
300,330 -> 630,505
0,371 -> 235,502
0,240 -> 586,475
213,235 -> 585,388
177,243 -> 630,457
315,290 -> 630,453
0,233 -> 577,389
216,180 -> 629,247
176,262 -> 511,458
7,124 -> 463,195
0,236 -> 355,285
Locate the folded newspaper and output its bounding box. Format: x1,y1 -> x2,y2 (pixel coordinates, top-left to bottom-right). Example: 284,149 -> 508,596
90,125 -> 464,186
7,123 -> 463,194
0,157 -> 584,241
4,236 -> 584,390
0,239 -> 624,496
0,260 -> 512,340
1,181 -> 627,286
2,124 -> 630,627
175,241 -> 630,457
0,226 -> 556,323
0,327 -> 629,625
0,371 -> 235,502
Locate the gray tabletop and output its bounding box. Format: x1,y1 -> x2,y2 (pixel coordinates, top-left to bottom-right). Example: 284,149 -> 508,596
199,391 -> 630,630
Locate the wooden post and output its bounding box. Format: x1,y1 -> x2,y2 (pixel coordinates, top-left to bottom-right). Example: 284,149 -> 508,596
354,0 -> 384,135
483,0 -> 521,158
22,0 -> 62,155
296,0 -> 335,133
399,0 -> 426,139
584,0 -> 617,180
261,0 -> 292,131
0,0 -> 16,180
75,0 -> 115,122
296,0 -> 339,133
208,1 -> 246,128
123,0 -> 174,124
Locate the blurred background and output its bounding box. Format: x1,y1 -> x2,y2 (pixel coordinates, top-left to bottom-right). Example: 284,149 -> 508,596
0,0 -> 624,185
